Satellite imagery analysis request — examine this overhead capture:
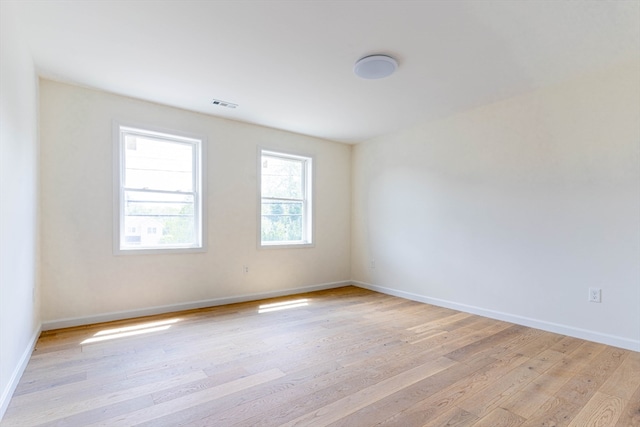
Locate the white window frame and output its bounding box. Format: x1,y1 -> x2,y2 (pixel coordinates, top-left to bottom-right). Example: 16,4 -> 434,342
113,121 -> 206,255
258,148 -> 314,248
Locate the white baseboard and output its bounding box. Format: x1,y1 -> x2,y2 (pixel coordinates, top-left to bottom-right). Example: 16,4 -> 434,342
353,281 -> 640,352
42,281 -> 351,331
0,324 -> 41,421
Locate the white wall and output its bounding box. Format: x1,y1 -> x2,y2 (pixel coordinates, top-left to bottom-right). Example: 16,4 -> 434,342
0,4 -> 41,418
39,80 -> 351,325
352,60 -> 640,351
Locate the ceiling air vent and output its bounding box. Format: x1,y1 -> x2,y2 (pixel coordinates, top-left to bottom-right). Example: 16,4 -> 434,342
211,99 -> 238,109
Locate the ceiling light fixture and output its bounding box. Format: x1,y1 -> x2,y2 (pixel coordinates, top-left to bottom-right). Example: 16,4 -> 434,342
354,54 -> 398,79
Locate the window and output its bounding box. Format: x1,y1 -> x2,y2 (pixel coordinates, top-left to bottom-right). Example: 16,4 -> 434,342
260,149 -> 313,247
114,123 -> 204,254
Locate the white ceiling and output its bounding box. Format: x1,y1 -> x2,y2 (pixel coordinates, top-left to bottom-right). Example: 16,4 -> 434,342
5,0 -> 639,143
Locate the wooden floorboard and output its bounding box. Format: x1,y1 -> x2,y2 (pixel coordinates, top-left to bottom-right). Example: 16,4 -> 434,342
2,286 -> 638,426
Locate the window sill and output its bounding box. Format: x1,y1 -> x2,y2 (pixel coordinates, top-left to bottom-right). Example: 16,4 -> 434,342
114,246 -> 206,256
259,242 -> 315,250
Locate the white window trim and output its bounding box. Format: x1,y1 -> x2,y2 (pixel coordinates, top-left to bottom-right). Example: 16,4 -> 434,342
113,120 -> 206,255
258,147 -> 314,249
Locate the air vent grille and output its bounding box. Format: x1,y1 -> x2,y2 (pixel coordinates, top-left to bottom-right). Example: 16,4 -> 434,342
211,99 -> 238,109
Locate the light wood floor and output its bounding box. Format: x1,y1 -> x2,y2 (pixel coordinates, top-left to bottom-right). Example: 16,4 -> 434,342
2,286 -> 639,426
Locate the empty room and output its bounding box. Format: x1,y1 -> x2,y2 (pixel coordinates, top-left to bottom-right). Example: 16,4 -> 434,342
1,1 -> 639,426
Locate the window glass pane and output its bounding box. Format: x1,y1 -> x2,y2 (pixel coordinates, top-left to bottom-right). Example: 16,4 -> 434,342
261,155 -> 302,199
123,190 -> 195,247
261,200 -> 303,242
124,135 -> 193,192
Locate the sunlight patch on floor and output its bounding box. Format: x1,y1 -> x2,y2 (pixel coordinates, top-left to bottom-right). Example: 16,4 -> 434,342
258,298 -> 309,314
81,318 -> 181,344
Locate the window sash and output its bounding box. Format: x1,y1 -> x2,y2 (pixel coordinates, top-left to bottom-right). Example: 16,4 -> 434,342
261,154 -> 304,200
121,188 -> 198,249
123,134 -> 196,193
261,198 -> 305,243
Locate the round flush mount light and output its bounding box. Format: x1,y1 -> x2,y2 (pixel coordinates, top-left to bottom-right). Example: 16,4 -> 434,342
354,54 -> 398,79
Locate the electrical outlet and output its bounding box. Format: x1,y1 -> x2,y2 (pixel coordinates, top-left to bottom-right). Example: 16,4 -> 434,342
370,259 -> 376,269
242,265 -> 249,274
589,287 -> 601,303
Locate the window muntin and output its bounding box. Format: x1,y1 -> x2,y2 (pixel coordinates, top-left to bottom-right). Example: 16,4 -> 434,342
260,150 -> 312,247
115,124 -> 203,253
